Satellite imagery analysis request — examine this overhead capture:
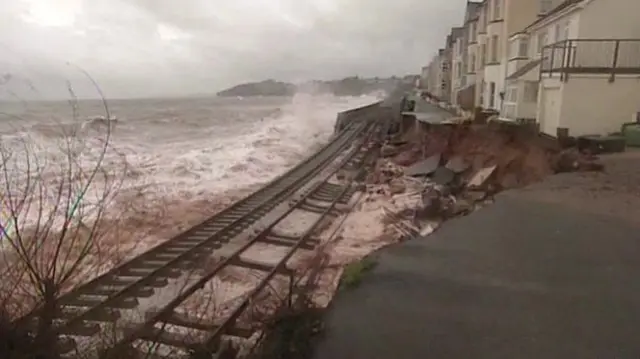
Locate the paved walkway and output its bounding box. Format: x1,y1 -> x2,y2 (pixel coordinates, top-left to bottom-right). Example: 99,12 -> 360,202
312,153 -> 640,359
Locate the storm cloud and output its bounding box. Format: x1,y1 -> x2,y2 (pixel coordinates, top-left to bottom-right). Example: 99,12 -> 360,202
0,0 -> 466,99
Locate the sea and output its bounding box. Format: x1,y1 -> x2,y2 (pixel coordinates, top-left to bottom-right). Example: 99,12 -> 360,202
0,93 -> 382,249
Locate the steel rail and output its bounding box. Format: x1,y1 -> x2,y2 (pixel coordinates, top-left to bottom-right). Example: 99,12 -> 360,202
15,121 -> 366,333
195,124 -> 380,356
47,122 -> 369,338
100,123 -> 377,358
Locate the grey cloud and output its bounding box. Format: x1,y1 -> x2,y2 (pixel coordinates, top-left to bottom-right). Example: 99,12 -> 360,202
1,0 -> 467,99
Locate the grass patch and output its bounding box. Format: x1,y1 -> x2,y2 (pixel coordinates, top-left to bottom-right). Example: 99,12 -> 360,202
340,256 -> 378,290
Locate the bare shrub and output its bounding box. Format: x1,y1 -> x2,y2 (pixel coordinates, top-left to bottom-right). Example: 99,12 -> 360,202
0,81 -> 129,358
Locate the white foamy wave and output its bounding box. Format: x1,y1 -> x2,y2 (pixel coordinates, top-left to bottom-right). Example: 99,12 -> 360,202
0,94 -> 381,234
138,93 -> 381,194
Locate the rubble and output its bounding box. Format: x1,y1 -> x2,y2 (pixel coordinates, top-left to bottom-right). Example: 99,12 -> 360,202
361,120 -> 604,235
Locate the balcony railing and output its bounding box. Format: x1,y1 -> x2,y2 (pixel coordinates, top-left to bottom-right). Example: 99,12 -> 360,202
540,39 -> 640,82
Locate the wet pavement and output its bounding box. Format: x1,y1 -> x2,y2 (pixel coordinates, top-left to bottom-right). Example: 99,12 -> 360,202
312,153 -> 640,359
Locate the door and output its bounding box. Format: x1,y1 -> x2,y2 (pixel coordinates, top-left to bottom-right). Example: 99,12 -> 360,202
540,86 -> 561,136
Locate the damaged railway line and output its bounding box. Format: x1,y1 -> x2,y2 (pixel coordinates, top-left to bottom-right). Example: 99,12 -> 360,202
13,105 -> 387,359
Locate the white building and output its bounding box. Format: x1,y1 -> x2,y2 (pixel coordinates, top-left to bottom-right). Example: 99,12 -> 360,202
504,0 -> 640,137
479,0 -> 541,111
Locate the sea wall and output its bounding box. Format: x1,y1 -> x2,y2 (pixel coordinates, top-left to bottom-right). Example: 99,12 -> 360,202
333,101 -> 383,133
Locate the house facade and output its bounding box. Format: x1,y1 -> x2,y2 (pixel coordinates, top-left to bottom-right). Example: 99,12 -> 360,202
449,27 -> 466,105
503,0 -> 640,137
456,1 -> 483,110
474,1 -> 489,108
479,0 -> 540,111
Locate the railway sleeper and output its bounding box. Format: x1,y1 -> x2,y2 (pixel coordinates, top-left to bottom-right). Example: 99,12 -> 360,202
317,182 -> 344,192
228,257 -> 291,275
299,202 -> 341,215
102,276 -> 169,288
86,286 -> 156,300
256,237 -> 316,250
119,267 -> 182,279
308,194 -> 341,203
62,296 -> 139,310
56,321 -> 101,337
54,307 -> 121,322
144,311 -> 254,338
267,233 -> 321,245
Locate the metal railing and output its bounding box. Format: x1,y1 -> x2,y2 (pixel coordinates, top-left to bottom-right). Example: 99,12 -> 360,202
540,39 -> 640,82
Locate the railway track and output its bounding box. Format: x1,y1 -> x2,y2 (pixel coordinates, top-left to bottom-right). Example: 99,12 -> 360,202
17,115 -> 381,358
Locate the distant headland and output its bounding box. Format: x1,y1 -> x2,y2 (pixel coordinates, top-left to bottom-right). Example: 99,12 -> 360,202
216,75 -> 419,97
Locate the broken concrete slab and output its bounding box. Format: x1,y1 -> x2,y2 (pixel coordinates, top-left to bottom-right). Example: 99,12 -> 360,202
381,144 -> 400,157
467,165 -> 497,189
431,166 -> 456,186
445,156 -> 469,173
404,153 -> 441,177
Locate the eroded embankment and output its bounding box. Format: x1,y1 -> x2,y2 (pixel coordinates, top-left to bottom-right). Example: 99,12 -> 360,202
250,119 -> 606,359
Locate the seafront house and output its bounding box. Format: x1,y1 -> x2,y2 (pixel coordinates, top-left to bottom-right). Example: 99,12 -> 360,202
456,1 -> 483,111
434,49 -> 450,101
503,0 -> 566,120
449,27 -> 465,106
473,0 -> 489,108
480,0 -> 540,111
504,0 -> 640,137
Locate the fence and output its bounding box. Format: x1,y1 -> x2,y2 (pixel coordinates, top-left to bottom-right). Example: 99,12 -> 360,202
540,39 -> 640,82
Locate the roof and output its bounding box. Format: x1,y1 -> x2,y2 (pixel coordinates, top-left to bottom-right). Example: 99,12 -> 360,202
449,27 -> 465,43
464,1 -> 484,23
524,0 -> 583,31
506,58 -> 543,80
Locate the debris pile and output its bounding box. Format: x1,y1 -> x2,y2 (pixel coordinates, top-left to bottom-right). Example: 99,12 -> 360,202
365,121 -> 604,236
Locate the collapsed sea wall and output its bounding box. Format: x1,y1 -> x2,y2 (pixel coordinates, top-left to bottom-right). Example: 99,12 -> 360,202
333,101 -> 383,133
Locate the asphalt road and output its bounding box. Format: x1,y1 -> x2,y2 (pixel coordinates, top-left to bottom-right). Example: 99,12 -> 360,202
312,154 -> 640,359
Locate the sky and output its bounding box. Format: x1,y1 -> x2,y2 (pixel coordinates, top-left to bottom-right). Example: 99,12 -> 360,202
0,0 -> 466,99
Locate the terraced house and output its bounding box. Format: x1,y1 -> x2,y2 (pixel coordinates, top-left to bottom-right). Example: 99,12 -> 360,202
455,1 -> 483,110
504,0 -> 640,137
422,0 -> 639,137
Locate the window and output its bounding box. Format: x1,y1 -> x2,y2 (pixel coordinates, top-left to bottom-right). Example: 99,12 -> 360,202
458,39 -> 464,55
456,61 -> 463,78
490,35 -> 499,62
561,21 -> 570,41
509,39 -> 517,59
489,82 -> 496,108
524,81 -> 539,102
537,30 -> 548,54
506,86 -> 518,102
554,24 -> 561,43
470,23 -> 477,42
519,38 -> 529,57
442,62 -> 449,72
480,43 -> 487,66
493,0 -> 501,20
469,53 -> 476,73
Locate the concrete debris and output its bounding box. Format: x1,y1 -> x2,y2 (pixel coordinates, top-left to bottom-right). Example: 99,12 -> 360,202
404,153 -> 441,177
392,120 -> 603,191
380,144 -> 401,158
431,166 -> 456,186
388,179 -> 406,195
467,165 -> 497,189
445,156 -> 469,173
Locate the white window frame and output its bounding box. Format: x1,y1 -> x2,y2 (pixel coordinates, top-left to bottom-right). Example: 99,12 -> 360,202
523,81 -> 539,102
493,0 -> 501,20
490,35 -> 499,62
519,38 -> 529,57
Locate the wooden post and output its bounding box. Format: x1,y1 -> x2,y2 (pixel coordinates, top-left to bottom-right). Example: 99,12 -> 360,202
610,40 -> 620,83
